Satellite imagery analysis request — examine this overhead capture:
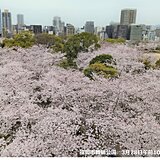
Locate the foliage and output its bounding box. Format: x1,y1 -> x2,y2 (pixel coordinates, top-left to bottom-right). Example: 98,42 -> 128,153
3,31 -> 35,48
89,54 -> 114,65
155,59 -> 160,69
35,33 -> 55,46
83,68 -> 94,80
64,32 -> 100,65
143,58 -> 153,70
84,54 -> 117,79
2,39 -> 15,48
35,33 -> 64,52
106,38 -> 126,44
84,63 -> 118,79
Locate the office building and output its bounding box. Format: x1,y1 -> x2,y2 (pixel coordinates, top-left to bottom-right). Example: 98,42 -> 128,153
142,25 -> 156,41
43,26 -> 54,34
30,25 -> 42,34
117,25 -> 129,39
85,21 -> 94,34
66,23 -> 75,36
17,14 -> 24,32
106,24 -> 118,39
2,9 -> 12,37
53,16 -> 64,35
120,9 -> 137,25
129,24 -> 143,41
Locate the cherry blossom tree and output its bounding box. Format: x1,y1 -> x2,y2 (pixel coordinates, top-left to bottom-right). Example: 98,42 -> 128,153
0,43 -> 160,157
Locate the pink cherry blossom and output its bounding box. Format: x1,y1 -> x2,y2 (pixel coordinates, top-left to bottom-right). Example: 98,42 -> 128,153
0,43 -> 160,157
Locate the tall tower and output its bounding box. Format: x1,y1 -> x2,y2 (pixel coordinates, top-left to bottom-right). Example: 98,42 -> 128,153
120,9 -> 137,25
53,16 -> 61,35
2,9 -> 12,37
85,21 -> 94,34
17,14 -> 24,30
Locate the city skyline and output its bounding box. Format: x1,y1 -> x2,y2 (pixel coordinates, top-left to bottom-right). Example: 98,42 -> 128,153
1,0 -> 160,27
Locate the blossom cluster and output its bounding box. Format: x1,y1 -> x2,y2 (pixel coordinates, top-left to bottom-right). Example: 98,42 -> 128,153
0,44 -> 160,157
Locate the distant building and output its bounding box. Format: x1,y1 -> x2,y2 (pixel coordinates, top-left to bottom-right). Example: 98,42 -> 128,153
99,31 -> 108,40
30,25 -> 42,34
117,25 -> 129,39
106,24 -> 118,39
85,21 -> 94,34
129,24 -> 143,41
76,27 -> 85,34
120,9 -> 137,25
2,9 -> 12,37
106,25 -> 113,38
12,24 -> 18,34
17,14 -> 24,32
0,10 -> 2,37
66,23 -> 75,36
95,26 -> 104,35
155,28 -> 160,37
142,25 -> 156,41
43,26 -> 54,34
53,16 -> 65,35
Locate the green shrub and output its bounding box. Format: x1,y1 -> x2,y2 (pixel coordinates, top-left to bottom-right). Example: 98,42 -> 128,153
89,54 -> 114,65
106,38 -> 125,44
84,68 -> 94,80
84,62 -> 118,79
155,59 -> 160,69
3,39 -> 15,48
143,59 -> 152,70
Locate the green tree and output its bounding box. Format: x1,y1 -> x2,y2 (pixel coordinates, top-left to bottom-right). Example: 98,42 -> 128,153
63,32 -> 100,67
3,31 -> 35,48
35,33 -> 55,46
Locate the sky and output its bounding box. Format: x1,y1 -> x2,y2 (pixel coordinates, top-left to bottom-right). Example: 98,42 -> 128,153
0,0 -> 160,27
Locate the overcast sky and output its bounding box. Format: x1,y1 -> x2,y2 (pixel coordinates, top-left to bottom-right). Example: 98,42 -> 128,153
1,0 -> 160,27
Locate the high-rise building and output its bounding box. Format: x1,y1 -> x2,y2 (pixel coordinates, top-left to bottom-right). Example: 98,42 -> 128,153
106,24 -> 119,39
30,25 -> 42,34
129,24 -> 143,41
66,23 -> 75,36
117,25 -> 129,40
85,21 -> 94,34
120,9 -> 137,25
17,14 -> 24,31
53,16 -> 64,35
2,9 -> 12,37
0,9 -> 2,36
